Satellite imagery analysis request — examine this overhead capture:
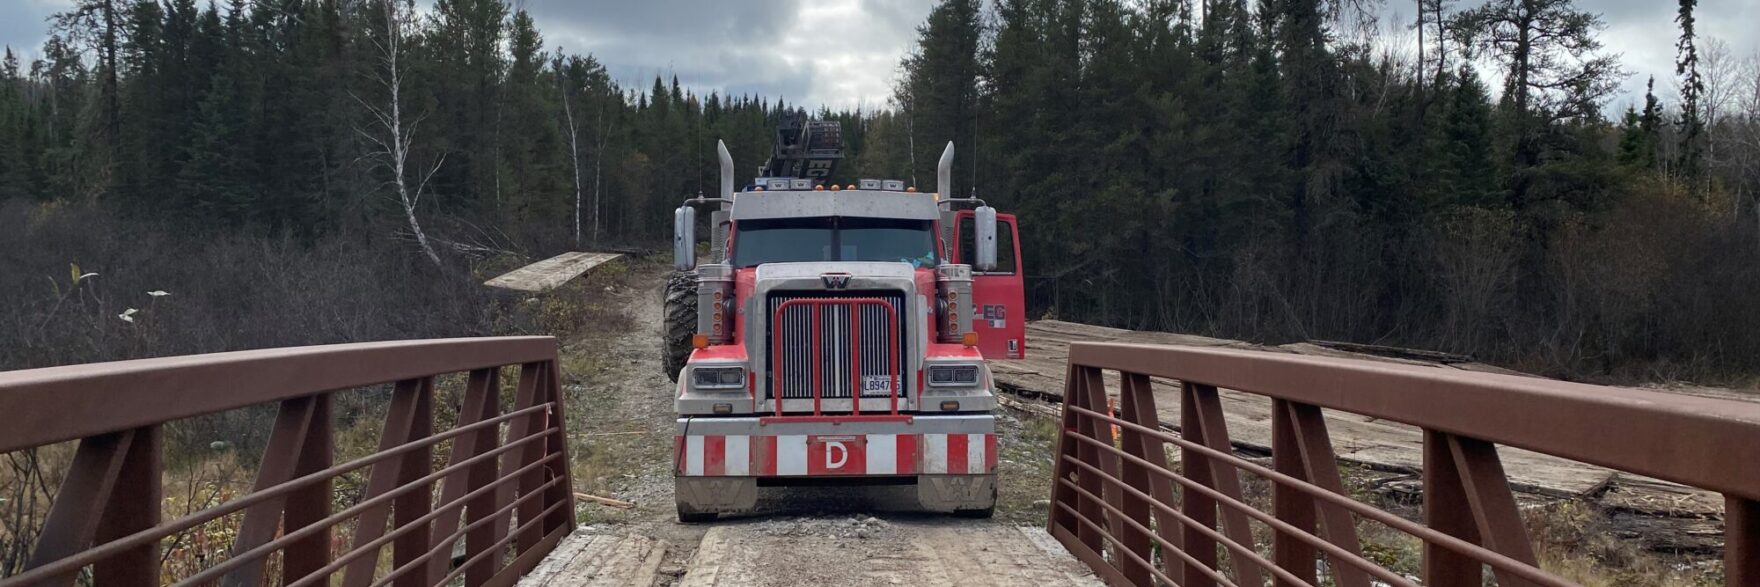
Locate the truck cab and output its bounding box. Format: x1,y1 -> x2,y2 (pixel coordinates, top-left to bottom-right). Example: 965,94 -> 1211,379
669,142 -> 1025,521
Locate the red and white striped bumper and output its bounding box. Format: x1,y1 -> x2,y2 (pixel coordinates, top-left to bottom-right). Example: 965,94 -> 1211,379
676,432 -> 998,477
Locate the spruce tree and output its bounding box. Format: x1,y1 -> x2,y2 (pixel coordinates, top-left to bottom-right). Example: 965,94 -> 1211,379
1674,0 -> 1705,187
896,0 -> 982,191
0,48 -> 33,200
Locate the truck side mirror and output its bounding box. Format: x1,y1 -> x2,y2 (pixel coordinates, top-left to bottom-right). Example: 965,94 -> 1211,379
974,206 -> 998,271
674,206 -> 697,271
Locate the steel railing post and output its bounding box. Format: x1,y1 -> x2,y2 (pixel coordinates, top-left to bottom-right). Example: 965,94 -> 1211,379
391,377 -> 435,587
1117,372 -> 1183,581
429,368 -> 498,583
1271,399 -> 1318,587
463,368 -> 505,585
1110,371 -> 1156,586
1284,401 -> 1371,587
1729,496 -> 1760,586
504,363 -> 549,553
341,378 -> 433,587
1047,362 -> 1084,545
542,360 -> 578,536
282,393 -> 335,584
1423,429 -> 1482,587
1178,382 -> 1219,587
226,395 -> 325,587
94,425 -> 161,587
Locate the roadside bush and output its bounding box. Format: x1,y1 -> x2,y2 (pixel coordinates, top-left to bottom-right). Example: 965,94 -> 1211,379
0,200 -> 516,371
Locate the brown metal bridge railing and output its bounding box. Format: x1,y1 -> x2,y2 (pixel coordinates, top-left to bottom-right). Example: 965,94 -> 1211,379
1048,342 -> 1760,587
0,337 -> 575,587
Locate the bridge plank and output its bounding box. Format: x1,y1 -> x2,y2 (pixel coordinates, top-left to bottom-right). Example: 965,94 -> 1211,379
485,252 -> 623,293
666,522 -> 1100,587
516,531 -> 664,587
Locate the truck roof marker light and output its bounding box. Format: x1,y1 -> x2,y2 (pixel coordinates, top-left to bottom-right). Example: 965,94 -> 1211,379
814,185 -> 825,191
962,332 -> 979,347
830,184 -> 842,191
906,186 -> 917,193
692,334 -> 710,349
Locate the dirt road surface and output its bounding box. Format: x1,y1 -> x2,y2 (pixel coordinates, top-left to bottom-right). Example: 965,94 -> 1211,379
518,262 -> 1098,586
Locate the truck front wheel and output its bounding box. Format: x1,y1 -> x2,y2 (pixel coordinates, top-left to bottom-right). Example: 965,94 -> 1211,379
662,270 -> 697,382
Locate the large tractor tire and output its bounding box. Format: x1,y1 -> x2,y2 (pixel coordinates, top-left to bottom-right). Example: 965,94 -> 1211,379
662,270 -> 698,382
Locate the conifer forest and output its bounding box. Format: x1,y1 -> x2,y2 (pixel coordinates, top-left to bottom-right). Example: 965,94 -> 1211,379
3,0 -> 1760,381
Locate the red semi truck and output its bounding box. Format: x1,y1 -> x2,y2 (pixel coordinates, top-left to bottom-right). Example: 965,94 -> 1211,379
664,120 -> 1025,521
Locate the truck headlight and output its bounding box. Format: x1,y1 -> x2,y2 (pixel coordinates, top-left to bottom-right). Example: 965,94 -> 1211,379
927,365 -> 980,387
692,366 -> 745,390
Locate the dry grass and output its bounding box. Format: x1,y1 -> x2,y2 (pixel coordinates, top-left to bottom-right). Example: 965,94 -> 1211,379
995,413 -> 1062,525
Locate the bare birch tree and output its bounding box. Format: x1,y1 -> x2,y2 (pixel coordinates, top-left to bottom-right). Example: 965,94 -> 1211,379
592,102 -> 611,243
1700,37 -> 1741,211
356,0 -> 443,267
556,52 -> 584,248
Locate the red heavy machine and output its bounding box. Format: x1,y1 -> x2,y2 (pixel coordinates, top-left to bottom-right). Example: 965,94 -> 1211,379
663,115 -> 1025,521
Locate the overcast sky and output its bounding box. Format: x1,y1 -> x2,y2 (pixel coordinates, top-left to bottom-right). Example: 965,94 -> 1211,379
1,0 -> 1754,111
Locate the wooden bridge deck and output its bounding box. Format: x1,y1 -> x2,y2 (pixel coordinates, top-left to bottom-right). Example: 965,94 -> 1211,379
518,521 -> 1100,587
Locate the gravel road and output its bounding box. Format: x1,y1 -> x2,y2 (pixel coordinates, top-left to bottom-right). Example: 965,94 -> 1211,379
525,262 -> 1096,586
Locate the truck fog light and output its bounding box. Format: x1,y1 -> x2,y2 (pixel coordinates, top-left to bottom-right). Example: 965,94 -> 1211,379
713,403 -> 733,414
940,401 -> 959,411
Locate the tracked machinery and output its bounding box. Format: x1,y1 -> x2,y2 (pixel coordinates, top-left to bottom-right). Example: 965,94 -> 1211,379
661,116 -> 1027,521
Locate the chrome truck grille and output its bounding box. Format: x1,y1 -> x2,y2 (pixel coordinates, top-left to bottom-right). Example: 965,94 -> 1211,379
766,291 -> 908,403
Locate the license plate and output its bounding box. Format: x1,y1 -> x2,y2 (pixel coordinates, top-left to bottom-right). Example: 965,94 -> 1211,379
861,375 -> 893,393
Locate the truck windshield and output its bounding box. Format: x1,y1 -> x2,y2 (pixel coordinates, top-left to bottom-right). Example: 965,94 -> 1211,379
732,217 -> 937,269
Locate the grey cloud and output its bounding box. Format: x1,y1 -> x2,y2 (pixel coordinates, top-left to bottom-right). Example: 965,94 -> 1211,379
523,0 -> 929,107
0,1 -> 63,60
5,0 -> 1749,111
521,0 -> 802,43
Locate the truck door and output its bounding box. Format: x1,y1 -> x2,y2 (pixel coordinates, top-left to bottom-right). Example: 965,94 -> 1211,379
953,211 -> 1026,359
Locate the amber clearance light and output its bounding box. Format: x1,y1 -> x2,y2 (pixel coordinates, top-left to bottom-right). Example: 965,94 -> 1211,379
692,334 -> 710,349
961,332 -> 979,347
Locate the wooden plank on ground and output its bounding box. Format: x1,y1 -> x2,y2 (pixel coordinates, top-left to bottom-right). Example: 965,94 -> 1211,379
485,252 -> 623,292
675,521 -> 1100,586
515,530 -> 665,587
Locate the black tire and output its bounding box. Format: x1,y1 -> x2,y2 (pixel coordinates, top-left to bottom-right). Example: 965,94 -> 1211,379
662,270 -> 698,382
